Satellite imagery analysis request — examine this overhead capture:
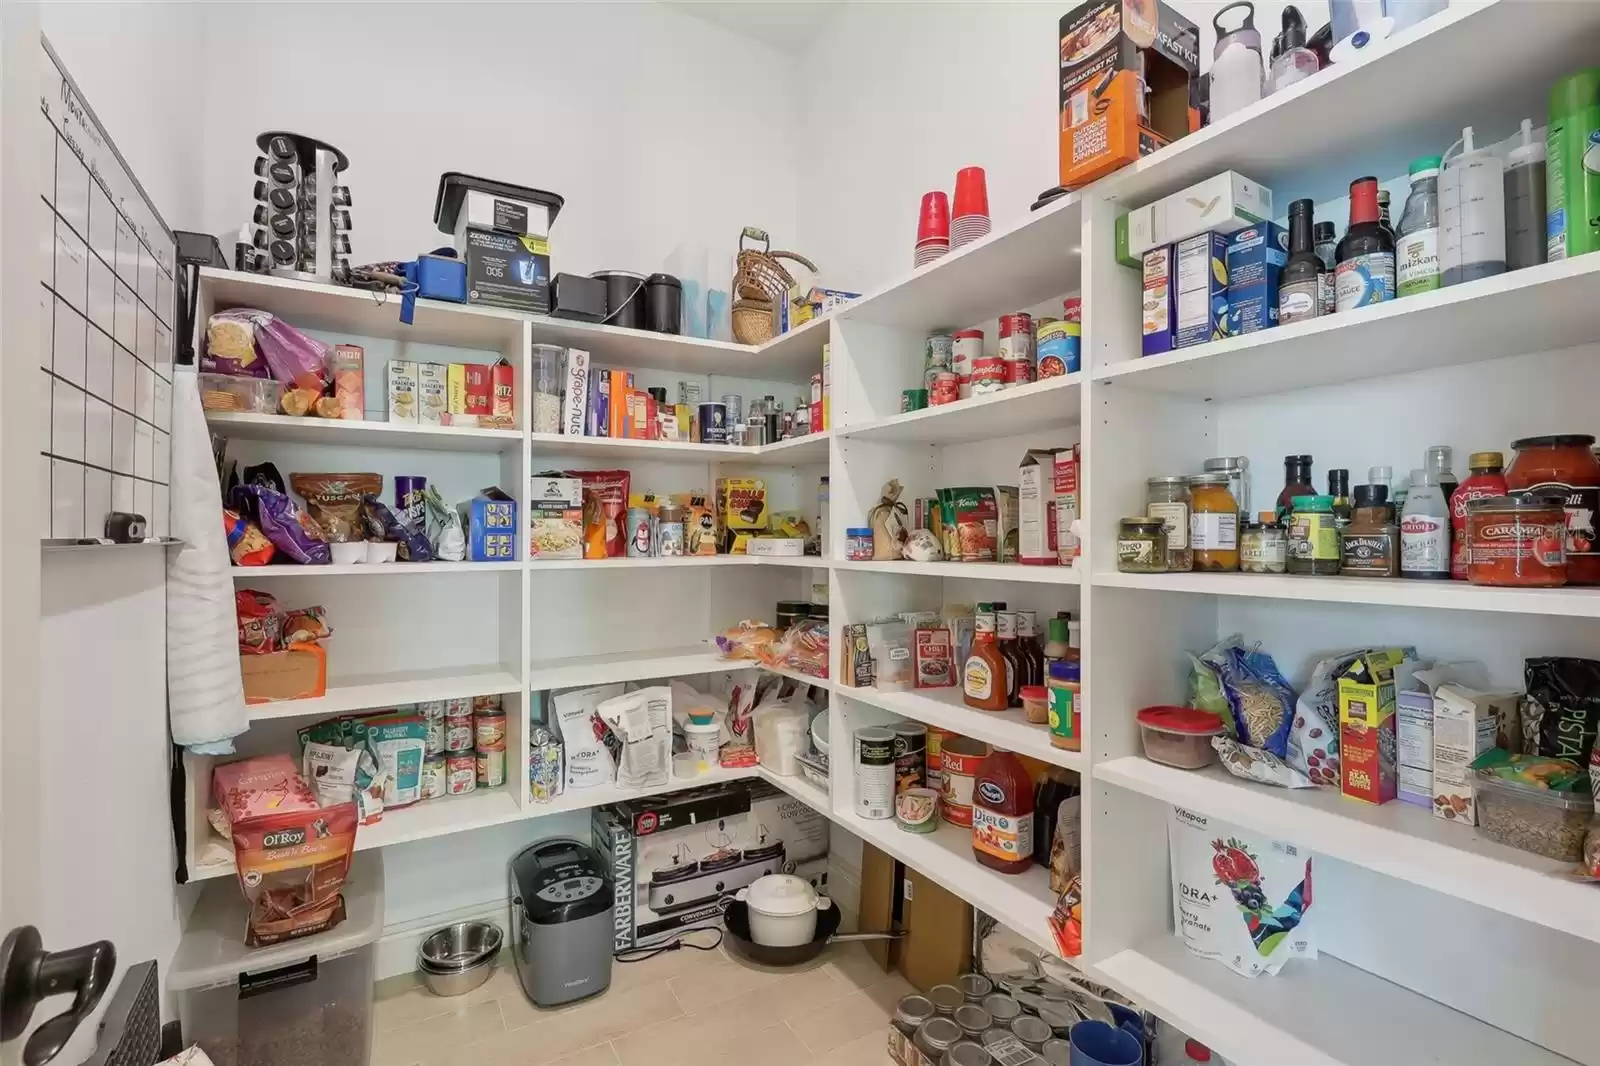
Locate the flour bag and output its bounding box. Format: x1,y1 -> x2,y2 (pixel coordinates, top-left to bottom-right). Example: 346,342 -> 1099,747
1169,806 -> 1315,977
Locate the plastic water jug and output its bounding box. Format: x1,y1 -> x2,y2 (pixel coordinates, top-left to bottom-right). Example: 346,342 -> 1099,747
1209,2 -> 1263,123
1439,126 -> 1507,286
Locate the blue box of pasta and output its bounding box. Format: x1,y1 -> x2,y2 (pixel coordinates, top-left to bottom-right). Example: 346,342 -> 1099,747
1175,231 -> 1230,348
1226,222 -> 1287,335
460,487 -> 518,561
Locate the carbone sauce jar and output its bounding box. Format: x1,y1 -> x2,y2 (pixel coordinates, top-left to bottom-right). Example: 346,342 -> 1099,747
1505,435 -> 1600,584
1466,494 -> 1568,587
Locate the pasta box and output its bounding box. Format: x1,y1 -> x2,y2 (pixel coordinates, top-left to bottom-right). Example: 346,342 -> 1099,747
1174,231 -> 1230,348
459,487 -> 518,562
1226,222 -> 1287,335
528,475 -> 583,560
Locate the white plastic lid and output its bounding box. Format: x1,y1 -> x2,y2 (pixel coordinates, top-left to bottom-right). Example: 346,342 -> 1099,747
683,720 -> 720,736
167,855 -> 385,992
744,873 -> 825,918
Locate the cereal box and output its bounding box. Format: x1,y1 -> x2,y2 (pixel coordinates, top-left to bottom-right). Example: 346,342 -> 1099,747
418,362 -> 447,426
528,475 -> 583,560
387,360 -> 418,424
715,478 -> 768,554
331,344 -> 364,420
1431,683 -> 1518,825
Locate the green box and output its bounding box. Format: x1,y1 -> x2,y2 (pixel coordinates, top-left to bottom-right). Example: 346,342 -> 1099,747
1114,214 -> 1140,269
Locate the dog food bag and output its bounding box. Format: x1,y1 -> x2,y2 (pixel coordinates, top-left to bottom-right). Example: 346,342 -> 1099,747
364,716 -> 427,808
1169,805 -> 1315,977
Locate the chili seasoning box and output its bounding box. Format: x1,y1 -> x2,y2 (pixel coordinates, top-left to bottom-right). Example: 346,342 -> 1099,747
914,626 -> 955,688
1175,231 -> 1230,348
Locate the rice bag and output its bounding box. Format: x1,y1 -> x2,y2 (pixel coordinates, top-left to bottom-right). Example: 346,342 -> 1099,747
1169,805 -> 1315,977
290,472 -> 382,543
224,509 -> 275,566
1213,643 -> 1297,757
1288,650 -> 1363,786
1213,737 -> 1314,788
1522,657 -> 1600,762
423,485 -> 466,561
360,494 -> 434,562
364,715 -> 427,808
237,483 -> 330,564
201,309 -> 269,378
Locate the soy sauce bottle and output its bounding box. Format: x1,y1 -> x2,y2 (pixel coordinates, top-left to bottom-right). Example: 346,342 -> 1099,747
1335,177 -> 1396,312
1279,198 -> 1325,324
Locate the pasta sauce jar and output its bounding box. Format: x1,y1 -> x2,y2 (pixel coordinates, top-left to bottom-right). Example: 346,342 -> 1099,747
1466,493 -> 1567,587
1504,435 -> 1600,584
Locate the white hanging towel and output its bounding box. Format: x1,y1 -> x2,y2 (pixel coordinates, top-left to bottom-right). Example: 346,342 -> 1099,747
166,371 -> 249,749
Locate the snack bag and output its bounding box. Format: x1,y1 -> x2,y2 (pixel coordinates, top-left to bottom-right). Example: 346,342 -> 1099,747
1288,650 -> 1362,786
1213,736 -> 1314,788
1213,642 -> 1297,758
235,484 -> 331,564
290,473 -> 382,543
360,494 -> 435,562
423,485 -> 467,561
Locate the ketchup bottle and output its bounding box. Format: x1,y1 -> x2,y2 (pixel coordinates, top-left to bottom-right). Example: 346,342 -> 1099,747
971,749 -> 1034,875
1450,451 -> 1507,579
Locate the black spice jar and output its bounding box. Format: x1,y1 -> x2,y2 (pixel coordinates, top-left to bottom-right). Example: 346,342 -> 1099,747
644,273 -> 683,334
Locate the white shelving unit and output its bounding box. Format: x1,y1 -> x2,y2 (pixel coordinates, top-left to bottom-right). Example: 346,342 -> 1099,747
188,7 -> 1600,1057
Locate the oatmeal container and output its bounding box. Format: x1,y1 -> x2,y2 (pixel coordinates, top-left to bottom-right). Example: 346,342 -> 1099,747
1135,706 -> 1226,769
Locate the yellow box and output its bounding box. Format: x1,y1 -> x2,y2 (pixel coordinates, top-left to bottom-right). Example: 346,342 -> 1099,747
1337,648 -> 1409,805
715,478 -> 768,554
447,363 -> 468,417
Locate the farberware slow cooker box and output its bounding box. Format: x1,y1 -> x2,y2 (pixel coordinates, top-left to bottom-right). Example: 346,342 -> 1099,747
592,779 -> 828,951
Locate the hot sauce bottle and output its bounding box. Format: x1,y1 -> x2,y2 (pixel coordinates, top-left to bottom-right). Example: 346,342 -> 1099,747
963,605 -> 1008,712
972,748 -> 1035,875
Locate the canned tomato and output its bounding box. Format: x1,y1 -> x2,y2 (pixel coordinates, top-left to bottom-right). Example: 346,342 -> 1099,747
446,753 -> 477,795
425,716 -> 445,756
939,735 -> 989,827
1466,493 -> 1568,587
952,330 -> 983,396
930,374 -> 959,406
444,719 -> 474,753
998,313 -> 1034,385
971,356 -> 1006,395
475,708 -> 506,748
476,742 -> 506,788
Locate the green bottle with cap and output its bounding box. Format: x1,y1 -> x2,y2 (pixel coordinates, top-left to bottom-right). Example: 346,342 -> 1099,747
1042,614 -> 1074,674
1547,68 -> 1600,261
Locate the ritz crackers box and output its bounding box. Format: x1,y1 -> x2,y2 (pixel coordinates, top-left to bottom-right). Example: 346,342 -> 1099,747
1058,0 -> 1200,189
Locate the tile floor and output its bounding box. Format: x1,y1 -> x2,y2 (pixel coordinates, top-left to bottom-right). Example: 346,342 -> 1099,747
372,936 -> 909,1066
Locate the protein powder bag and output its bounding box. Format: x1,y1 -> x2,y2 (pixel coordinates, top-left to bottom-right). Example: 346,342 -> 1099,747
1169,806 -> 1315,977
1522,657 -> 1600,762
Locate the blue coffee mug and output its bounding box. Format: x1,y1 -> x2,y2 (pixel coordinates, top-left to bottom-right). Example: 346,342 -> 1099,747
1069,1020 -> 1142,1066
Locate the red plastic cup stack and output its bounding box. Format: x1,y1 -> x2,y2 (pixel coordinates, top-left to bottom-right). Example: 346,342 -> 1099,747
951,166 -> 991,248
915,190 -> 950,267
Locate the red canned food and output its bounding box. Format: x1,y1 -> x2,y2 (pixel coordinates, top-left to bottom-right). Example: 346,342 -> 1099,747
998,313 -> 1032,337
930,372 -> 960,406
952,329 -> 984,396
1061,296 -> 1082,324
1466,493 -> 1567,587
971,356 -> 1006,395
446,753 -> 477,794
998,313 -> 1034,385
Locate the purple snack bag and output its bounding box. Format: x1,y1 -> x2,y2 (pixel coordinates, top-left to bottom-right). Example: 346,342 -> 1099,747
360,495 -> 434,562
253,313 -> 331,390
240,484 -> 331,565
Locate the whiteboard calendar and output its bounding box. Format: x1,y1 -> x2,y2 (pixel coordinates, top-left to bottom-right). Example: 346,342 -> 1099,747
39,37 -> 175,543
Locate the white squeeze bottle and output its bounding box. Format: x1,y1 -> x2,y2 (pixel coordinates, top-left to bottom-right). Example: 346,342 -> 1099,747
1400,450 -> 1451,580
1439,126 -> 1508,286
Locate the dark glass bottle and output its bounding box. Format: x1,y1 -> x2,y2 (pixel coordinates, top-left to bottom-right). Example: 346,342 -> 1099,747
1313,220 -> 1338,316
1335,177 -> 1396,312
1277,454 -> 1315,523
996,607 -> 1023,708
1378,188 -> 1396,243
1032,770 -> 1081,868
1279,198 -> 1325,325
1016,610 -> 1044,688
1328,468 -> 1351,525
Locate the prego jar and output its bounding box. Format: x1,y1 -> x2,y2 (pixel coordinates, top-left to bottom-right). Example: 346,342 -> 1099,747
1187,474 -> 1239,571
1240,512 -> 1288,573
1145,476 -> 1193,572
1288,494 -> 1341,574
1117,517 -> 1167,573
1504,434 -> 1600,585
1466,493 -> 1568,587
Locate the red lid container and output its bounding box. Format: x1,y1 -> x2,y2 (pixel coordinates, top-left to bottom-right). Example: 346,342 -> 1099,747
1135,706 -> 1226,770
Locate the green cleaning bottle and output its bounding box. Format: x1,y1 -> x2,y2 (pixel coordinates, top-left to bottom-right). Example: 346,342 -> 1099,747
1547,68 -> 1600,260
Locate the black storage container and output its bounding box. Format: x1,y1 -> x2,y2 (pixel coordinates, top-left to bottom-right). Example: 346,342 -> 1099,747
592,270 -> 645,329
644,273 -> 682,335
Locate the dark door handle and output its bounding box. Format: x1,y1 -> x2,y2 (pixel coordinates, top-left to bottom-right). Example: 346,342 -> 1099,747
0,925 -> 117,1066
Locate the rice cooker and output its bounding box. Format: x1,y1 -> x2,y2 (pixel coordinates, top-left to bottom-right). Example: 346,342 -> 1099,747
509,839 -> 614,1008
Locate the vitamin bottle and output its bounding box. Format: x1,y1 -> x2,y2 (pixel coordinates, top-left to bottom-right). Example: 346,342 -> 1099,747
1336,177 -> 1395,311
971,749 -> 1034,875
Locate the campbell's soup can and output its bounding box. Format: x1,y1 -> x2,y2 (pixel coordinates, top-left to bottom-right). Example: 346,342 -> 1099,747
444,719 -> 474,753
476,742 -> 506,788
939,735 -> 990,827
998,313 -> 1034,385
971,356 -> 1006,395
952,330 -> 984,397
930,373 -> 960,406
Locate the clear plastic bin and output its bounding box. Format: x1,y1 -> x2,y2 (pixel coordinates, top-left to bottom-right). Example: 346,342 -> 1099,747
167,857 -> 384,1066
1473,772 -> 1592,861
199,373 -> 285,414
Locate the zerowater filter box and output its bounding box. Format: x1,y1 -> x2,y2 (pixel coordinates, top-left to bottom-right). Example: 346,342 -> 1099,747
592,779 -> 828,952
453,189 -> 551,245
1226,222 -> 1287,335
1141,246 -> 1176,356
464,224 -> 550,314
1174,232 -> 1229,348
1125,171 -> 1274,258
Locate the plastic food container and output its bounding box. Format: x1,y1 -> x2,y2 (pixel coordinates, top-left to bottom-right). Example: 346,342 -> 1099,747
1020,685 -> 1049,725
169,857 -> 383,1066
1135,706 -> 1226,769
199,373 -> 285,414
1474,771 -> 1592,861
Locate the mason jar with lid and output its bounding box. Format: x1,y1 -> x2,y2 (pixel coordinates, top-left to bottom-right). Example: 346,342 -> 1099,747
955,973 -> 993,1002
1187,474 -> 1240,571
915,1017 -> 963,1063
1203,455 -> 1251,518
928,984 -> 965,1016
894,994 -> 937,1037
1117,517 -> 1168,573
953,1004 -> 992,1039
941,1040 -> 992,1066
1145,476 -> 1193,572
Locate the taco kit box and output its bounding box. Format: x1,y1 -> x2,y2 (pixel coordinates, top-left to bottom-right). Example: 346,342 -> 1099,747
592,779 -> 828,951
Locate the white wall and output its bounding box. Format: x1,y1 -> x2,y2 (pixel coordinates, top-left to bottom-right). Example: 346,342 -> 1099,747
197,1 -> 803,287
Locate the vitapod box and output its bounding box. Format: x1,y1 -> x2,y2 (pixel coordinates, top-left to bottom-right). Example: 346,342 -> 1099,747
1174,232 -> 1229,348
1124,171 -> 1274,257
1226,222 -> 1287,335
592,779 -> 828,951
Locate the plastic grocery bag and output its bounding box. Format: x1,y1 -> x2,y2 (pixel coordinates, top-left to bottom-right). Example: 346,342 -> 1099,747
1169,805 -> 1315,977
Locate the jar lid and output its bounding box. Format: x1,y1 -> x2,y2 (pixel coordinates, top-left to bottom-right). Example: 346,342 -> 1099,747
981,993 -> 1021,1022
1352,484 -> 1388,508
1186,1040 -> 1213,1063
1137,706 -> 1226,735
1011,1015 -> 1053,1044
1120,515 -> 1164,529
1185,473 -> 1232,485
1020,685 -> 1048,701
1049,661 -> 1080,682
953,1004 -> 992,1032
743,873 -> 821,917
919,1016 -> 963,1048
1146,475 -> 1189,487
1467,491 -> 1567,513
1291,494 -> 1334,511
846,527 -> 873,536
1203,456 -> 1247,472
948,1042 -> 991,1066
896,994 -> 936,1026
928,985 -> 966,1013
1511,434 -> 1596,450
953,328 -> 984,339
1468,451 -> 1504,469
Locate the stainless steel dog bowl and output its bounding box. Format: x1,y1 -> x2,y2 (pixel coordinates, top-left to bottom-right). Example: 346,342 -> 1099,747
416,921 -> 502,996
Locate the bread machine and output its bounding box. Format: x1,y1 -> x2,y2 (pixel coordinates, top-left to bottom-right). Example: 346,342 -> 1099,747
509,838 -> 614,1008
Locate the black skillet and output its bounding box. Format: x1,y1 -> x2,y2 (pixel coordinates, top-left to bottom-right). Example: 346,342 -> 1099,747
722,900 -> 903,967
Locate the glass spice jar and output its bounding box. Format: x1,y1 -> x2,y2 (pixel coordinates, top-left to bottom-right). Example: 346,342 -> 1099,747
1240,512 -> 1288,573
1288,494 -> 1341,574
1145,477 -> 1193,572
1117,517 -> 1168,573
1187,474 -> 1240,571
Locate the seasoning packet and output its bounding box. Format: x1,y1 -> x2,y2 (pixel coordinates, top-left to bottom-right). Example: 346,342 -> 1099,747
914,626 -> 955,688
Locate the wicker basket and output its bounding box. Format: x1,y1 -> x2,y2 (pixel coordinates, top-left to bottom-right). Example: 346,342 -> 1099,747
732,227 -> 817,332
732,297 -> 776,345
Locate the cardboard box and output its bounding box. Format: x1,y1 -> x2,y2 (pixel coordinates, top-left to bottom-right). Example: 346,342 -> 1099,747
609,370 -> 634,438
386,360 -> 418,424
463,224 -> 550,314
1125,171 -> 1275,257
447,363 -> 470,426
592,779 -> 828,952
1175,232 -> 1229,348
1141,246 -> 1176,356
528,475 -> 583,560
858,842 -> 900,973
588,370 -> 610,437
1337,649 -> 1410,804
487,357 -> 515,429
1055,444 -> 1080,563
1432,684 -> 1518,825
459,487 -> 517,561
464,363 -> 492,419
330,344 -> 364,420
1018,448 -> 1060,565
1396,689 -> 1435,809
418,362 -> 447,427
995,484 -> 1019,564
562,348 -> 589,437
1058,0 -> 1199,189
898,866 -> 973,993
1226,222 -> 1287,335
716,477 -> 769,554
240,644 -> 327,704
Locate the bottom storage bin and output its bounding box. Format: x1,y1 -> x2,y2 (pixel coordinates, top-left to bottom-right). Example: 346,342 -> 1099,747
167,856 -> 384,1066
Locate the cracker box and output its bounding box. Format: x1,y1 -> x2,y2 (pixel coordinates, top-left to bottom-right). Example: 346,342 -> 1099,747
330,344 -> 365,420
1141,246 -> 1176,356
386,360 -> 418,424
1058,0 -> 1200,189
1226,222 -> 1287,336
1337,649 -> 1409,805
1125,171 -> 1275,258
459,487 -> 518,561
1018,449 -> 1061,565
1431,683 -> 1519,825
715,477 -> 769,554
418,362 -> 448,426
446,363 -> 471,426
464,363 -> 492,419
528,475 -> 583,560
1175,231 -> 1230,348
1395,689 -> 1435,809
487,357 -> 516,429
